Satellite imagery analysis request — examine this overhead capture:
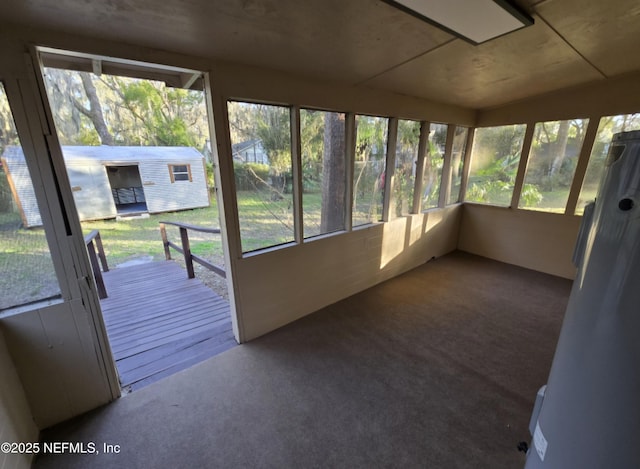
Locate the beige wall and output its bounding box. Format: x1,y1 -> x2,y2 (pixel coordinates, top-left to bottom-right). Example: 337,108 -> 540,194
0,300 -> 114,429
0,328 -> 38,469
477,71 -> 640,126
236,207 -> 462,340
458,204 -> 581,279
468,71 -> 640,280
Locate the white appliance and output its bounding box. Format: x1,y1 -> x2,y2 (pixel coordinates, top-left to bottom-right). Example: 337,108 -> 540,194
524,130 -> 640,468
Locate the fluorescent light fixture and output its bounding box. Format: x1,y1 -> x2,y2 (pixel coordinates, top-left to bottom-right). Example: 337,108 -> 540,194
383,0 -> 534,45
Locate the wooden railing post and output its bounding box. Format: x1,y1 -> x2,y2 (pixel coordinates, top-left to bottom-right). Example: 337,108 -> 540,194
159,223 -> 171,260
159,221 -> 226,280
180,227 -> 195,279
94,231 -> 109,272
85,233 -> 108,299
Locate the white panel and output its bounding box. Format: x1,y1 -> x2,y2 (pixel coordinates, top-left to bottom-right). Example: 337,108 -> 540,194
0,300 -> 113,429
396,0 -> 527,43
0,329 -> 38,469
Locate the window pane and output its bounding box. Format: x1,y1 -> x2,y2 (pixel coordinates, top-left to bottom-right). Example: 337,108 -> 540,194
353,115 -> 388,226
173,165 -> 188,173
448,126 -> 469,205
0,83 -> 62,311
422,123 -> 447,210
519,119 -> 589,213
392,119 -> 420,217
300,109 -> 346,238
228,101 -> 294,253
174,173 -> 190,181
465,124 -> 526,206
575,114 -> 640,214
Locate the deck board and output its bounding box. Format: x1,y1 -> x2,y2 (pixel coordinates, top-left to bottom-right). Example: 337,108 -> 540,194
100,260 -> 236,391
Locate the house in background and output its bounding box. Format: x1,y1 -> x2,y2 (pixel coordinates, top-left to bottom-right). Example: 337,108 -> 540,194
2,145 -> 210,227
231,139 -> 268,164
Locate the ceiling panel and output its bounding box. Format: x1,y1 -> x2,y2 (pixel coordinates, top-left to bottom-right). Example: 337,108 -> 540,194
0,0 -> 637,110
363,14 -> 604,109
0,0 -> 454,84
536,0 -> 640,77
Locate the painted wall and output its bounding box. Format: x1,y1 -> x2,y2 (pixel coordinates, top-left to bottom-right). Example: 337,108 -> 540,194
458,204 -> 581,279
476,71 -> 640,126
0,300 -> 114,429
235,207 -> 462,340
0,327 -> 38,469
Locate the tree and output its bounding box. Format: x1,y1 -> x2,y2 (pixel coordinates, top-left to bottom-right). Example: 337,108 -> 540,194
549,120 -> 570,177
43,68 -> 209,150
321,112 -> 346,232
74,72 -> 114,145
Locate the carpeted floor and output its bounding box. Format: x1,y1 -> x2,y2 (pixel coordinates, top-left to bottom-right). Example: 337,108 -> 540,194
34,251 -> 572,469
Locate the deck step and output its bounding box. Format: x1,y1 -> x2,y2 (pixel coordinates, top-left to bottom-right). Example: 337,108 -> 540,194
100,260 -> 236,391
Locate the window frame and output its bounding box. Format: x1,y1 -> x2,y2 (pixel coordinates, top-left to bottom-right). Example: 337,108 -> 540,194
168,163 -> 192,183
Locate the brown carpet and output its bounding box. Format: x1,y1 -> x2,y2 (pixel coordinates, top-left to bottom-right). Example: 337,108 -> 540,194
34,251 -> 572,469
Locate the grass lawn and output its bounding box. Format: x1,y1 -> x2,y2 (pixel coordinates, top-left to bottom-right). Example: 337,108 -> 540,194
81,204 -> 224,266
1,211 -> 62,310
2,190 -> 330,310
520,189 -> 571,213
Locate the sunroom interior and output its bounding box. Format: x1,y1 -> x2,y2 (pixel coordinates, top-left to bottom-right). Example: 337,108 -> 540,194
1,0 -> 639,467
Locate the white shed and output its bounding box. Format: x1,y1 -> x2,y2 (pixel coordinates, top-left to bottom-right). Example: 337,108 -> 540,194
2,145 -> 210,227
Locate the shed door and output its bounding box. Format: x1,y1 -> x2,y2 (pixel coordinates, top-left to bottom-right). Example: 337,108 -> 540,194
106,165 -> 147,215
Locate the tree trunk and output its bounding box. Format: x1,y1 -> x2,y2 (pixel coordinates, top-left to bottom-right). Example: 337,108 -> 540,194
74,72 -> 114,145
320,112 -> 346,232
550,120 -> 570,176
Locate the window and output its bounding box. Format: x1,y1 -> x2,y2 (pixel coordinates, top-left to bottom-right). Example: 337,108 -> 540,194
0,82 -> 62,311
575,114 -> 640,214
353,115 -> 388,226
169,164 -> 192,182
227,101 -> 294,253
519,119 -> 588,213
465,124 -> 526,206
300,109 -> 347,238
448,126 -> 469,205
392,119 -> 420,217
422,123 -> 447,210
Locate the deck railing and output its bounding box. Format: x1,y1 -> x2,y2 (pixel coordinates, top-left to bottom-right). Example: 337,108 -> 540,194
84,230 -> 109,299
159,221 -> 226,279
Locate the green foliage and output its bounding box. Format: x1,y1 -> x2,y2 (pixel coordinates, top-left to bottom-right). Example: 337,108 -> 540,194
253,105 -> 291,175
77,128 -> 101,145
465,181 -> 513,204
394,120 -> 420,214
355,116 -> 387,162
0,170 -> 14,213
43,69 -> 210,149
118,79 -> 199,147
300,109 -> 325,192
233,161 -> 270,191
205,161 -> 216,192
476,151 -> 520,182
520,183 -> 544,206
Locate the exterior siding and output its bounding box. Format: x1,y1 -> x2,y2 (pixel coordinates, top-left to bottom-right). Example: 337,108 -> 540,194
66,163 -> 117,220
2,147 -> 209,226
2,152 -> 43,228
140,160 -> 209,213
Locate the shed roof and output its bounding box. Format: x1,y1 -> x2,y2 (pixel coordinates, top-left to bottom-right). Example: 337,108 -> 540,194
2,145 -> 204,163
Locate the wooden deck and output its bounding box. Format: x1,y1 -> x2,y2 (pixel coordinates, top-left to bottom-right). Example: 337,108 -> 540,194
100,261 -> 236,392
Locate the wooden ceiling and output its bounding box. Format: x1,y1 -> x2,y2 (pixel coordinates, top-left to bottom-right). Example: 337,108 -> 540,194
0,0 -> 638,110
